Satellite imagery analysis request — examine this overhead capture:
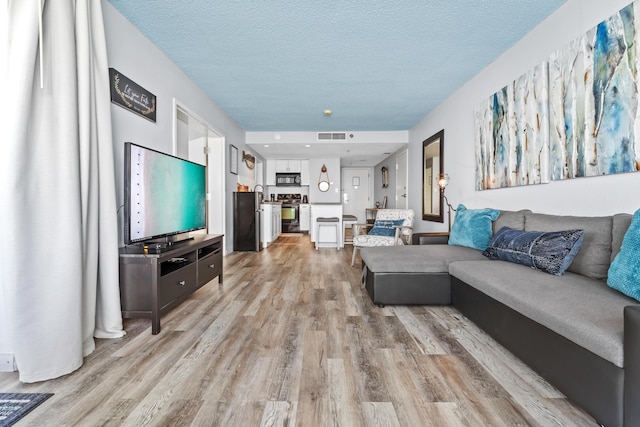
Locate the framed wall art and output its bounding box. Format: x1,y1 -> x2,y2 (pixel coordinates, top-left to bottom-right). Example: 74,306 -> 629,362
230,145 -> 238,175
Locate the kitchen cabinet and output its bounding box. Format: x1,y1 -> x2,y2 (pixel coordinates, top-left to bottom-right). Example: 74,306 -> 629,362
300,160 -> 310,185
275,159 -> 301,173
300,204 -> 310,232
267,159 -> 308,185
273,207 -> 282,239
261,203 -> 282,248
265,160 -> 276,185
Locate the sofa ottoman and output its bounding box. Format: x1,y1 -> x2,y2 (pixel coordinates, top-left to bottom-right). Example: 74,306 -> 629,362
360,244 -> 486,305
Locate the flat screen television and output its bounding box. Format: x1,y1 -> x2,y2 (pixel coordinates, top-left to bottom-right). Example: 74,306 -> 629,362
124,142 -> 207,245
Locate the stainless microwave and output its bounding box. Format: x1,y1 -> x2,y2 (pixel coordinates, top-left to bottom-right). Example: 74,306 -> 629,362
276,173 -> 301,186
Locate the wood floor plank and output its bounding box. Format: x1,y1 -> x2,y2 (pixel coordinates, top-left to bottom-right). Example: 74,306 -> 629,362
392,306 -> 448,355
377,348 -> 435,425
361,401 -> 401,427
0,234 -> 598,426
296,329 -> 328,426
259,400 -> 297,427
328,358 -> 365,426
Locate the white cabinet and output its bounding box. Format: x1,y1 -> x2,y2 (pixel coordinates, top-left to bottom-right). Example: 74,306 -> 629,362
261,203 -> 282,248
300,204 -> 310,232
271,207 -> 281,240
275,159 -> 301,173
265,160 -> 276,185
267,159 -> 307,185
300,160 -> 310,185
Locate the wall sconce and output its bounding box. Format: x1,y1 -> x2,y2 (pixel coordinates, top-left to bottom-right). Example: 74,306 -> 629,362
381,166 -> 389,188
438,173 -> 456,231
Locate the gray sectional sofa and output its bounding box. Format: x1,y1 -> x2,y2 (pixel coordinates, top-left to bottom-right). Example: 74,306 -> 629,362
360,210 -> 640,427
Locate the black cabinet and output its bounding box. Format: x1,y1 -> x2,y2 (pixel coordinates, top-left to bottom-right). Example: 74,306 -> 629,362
119,234 -> 223,334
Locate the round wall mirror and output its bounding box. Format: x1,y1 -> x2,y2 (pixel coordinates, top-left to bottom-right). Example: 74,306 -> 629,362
318,164 -> 330,192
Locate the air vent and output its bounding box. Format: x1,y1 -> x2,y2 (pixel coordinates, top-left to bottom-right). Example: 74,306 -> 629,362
317,132 -> 347,141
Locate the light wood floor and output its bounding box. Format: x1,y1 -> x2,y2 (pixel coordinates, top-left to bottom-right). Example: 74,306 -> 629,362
1,234 -> 598,426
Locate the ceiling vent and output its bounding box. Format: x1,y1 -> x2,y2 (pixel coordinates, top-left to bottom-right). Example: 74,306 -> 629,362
318,132 -> 347,141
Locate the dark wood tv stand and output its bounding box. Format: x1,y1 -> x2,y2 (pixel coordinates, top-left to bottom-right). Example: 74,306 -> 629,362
119,234 -> 224,334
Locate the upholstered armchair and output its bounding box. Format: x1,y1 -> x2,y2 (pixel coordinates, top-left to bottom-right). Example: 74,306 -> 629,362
351,209 -> 414,266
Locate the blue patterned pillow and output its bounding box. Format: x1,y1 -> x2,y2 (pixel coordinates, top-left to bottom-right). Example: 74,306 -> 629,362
608,209 -> 640,301
368,219 -> 404,237
483,227 -> 584,275
448,205 -> 500,250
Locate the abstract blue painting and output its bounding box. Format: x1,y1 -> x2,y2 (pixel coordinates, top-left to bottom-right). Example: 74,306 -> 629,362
475,62 -> 550,190
549,1 -> 640,179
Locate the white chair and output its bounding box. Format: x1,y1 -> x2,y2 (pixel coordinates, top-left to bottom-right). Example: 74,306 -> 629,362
351,209 -> 414,266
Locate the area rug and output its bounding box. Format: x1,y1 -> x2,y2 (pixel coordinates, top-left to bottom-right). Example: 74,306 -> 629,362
0,393 -> 53,426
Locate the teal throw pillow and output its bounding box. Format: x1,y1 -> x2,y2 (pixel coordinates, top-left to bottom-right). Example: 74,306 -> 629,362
369,219 -> 405,237
483,227 -> 584,275
448,204 -> 500,250
607,209 -> 640,301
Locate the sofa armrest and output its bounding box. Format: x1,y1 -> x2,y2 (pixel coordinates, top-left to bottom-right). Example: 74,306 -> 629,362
625,305 -> 640,426
412,232 -> 449,245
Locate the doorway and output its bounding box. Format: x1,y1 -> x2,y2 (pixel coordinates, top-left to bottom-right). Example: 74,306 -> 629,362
341,168 -> 371,224
395,150 -> 408,209
175,103 -> 226,250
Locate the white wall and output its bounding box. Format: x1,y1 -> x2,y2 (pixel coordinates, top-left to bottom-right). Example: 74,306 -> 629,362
309,158 -> 341,203
408,0 -> 640,233
374,146 -> 409,208
236,147 -> 260,190
102,1 -> 246,251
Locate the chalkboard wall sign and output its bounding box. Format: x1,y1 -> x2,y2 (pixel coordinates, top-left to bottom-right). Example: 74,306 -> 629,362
109,68 -> 156,122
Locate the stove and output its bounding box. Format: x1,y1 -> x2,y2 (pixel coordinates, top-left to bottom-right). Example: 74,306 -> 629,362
277,194 -> 301,232
277,193 -> 302,205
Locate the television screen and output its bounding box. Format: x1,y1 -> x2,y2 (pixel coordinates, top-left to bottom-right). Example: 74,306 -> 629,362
125,142 -> 206,244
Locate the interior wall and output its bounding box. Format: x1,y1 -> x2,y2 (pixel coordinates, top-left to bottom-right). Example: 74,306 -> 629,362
374,146 -> 408,209
236,147 -> 260,190
408,0 -> 640,233
102,1 -> 245,252
374,157 -> 397,208
309,158 -> 341,203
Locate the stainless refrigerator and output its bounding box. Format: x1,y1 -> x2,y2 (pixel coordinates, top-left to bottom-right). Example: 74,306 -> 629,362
233,192 -> 263,251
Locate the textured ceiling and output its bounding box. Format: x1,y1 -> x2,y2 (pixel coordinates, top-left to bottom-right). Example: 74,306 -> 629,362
106,0 -> 566,133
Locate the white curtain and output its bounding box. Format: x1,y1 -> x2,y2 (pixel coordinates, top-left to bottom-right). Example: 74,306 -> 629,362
2,0 -> 125,383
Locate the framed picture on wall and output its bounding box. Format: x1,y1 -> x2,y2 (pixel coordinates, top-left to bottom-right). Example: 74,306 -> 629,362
230,145 -> 238,175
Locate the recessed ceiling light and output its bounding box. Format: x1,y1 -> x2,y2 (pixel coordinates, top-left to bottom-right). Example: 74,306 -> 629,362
305,144 -> 311,148
323,109 -> 332,116
263,144 -> 269,148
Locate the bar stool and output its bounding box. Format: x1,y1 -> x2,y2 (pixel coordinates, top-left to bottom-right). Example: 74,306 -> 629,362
342,214 -> 358,245
315,217 -> 340,250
